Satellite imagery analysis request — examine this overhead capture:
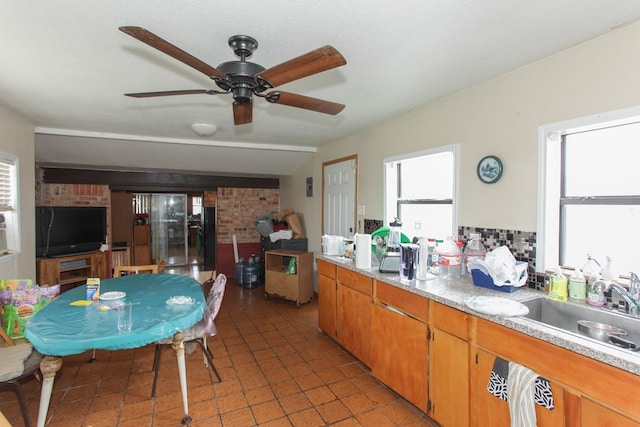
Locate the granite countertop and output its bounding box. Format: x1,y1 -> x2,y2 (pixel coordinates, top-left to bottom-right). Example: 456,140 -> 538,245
317,254 -> 640,376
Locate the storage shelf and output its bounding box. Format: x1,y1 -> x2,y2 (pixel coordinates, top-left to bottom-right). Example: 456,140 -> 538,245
264,250 -> 313,307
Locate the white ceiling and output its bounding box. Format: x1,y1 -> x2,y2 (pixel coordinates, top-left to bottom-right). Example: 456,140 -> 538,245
3,1 -> 640,177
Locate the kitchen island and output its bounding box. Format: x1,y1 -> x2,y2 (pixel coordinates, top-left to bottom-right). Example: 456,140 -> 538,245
317,254 -> 640,426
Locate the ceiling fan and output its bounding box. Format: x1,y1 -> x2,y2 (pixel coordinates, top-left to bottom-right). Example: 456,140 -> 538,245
119,27 -> 347,125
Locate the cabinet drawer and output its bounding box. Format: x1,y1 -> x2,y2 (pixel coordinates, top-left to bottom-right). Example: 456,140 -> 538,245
374,280 -> 428,323
337,267 -> 372,296
432,302 -> 468,340
317,259 -> 336,279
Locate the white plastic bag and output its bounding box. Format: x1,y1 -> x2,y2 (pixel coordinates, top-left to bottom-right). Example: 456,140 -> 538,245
483,246 -> 527,287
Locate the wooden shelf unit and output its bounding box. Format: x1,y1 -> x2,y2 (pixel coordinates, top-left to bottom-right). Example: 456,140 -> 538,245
264,250 -> 313,307
36,252 -> 107,293
133,224 -> 151,265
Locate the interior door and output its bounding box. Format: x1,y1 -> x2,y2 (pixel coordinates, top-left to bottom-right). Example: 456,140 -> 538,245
323,156 -> 357,237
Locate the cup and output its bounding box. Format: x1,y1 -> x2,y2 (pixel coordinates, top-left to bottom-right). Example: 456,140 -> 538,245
117,303 -> 132,333
399,243 -> 419,283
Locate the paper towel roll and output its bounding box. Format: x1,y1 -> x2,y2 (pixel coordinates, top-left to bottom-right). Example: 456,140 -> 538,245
355,234 -> 372,269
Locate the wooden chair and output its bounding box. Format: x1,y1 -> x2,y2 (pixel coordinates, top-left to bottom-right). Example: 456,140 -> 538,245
1,331 -> 43,427
113,264 -> 159,277
151,274 -> 227,397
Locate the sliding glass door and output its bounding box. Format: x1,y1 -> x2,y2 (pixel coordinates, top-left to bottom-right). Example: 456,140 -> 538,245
150,194 -> 188,266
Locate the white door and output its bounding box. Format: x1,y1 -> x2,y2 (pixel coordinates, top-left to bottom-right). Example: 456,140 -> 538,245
323,157 -> 357,237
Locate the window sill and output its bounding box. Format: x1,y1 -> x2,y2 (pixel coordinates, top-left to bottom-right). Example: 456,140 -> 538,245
0,251 -> 18,264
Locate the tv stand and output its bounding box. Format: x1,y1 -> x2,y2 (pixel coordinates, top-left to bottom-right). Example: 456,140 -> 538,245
36,252 -> 107,293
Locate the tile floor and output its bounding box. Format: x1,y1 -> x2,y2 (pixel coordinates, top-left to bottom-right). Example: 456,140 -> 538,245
1,274 -> 439,427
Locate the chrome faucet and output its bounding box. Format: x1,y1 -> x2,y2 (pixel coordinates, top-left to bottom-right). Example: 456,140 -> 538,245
602,280 -> 640,317
629,272 -> 640,301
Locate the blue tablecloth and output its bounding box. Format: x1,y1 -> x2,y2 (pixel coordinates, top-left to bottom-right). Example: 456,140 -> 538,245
25,273 -> 205,356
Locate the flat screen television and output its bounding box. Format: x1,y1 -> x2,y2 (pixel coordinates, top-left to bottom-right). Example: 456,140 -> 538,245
36,206 -> 107,257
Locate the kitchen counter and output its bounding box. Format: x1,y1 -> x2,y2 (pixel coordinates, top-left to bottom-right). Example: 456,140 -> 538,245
317,254 -> 640,376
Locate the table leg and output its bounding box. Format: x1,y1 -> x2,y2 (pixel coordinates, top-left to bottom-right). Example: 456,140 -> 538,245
171,332 -> 191,425
36,356 -> 62,427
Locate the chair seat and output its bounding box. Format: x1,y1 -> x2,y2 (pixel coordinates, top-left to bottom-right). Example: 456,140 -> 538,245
0,343 -> 42,382
155,319 -> 217,344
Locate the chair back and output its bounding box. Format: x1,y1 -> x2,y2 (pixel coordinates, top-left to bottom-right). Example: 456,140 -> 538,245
206,274 -> 227,319
113,264 -> 159,277
201,274 -> 227,336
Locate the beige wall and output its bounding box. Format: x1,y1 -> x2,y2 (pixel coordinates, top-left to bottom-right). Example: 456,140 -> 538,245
0,105 -> 35,279
285,20 -> 640,255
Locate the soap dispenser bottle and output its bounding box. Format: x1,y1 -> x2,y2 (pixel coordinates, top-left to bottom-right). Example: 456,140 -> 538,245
587,272 -> 606,307
548,267 -> 568,302
568,269 -> 586,303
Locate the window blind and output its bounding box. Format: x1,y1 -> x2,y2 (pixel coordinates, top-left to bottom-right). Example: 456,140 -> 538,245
0,158 -> 16,211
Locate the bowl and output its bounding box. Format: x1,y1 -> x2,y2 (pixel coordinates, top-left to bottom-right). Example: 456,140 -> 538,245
577,320 -> 627,342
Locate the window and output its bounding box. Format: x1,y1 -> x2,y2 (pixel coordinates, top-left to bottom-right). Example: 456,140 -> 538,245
192,196 -> 202,217
539,108 -> 640,276
384,146 -> 458,240
0,153 -> 19,258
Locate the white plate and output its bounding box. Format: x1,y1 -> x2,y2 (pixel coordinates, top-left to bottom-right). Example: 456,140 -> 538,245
99,291 -> 126,301
463,296 -> 529,317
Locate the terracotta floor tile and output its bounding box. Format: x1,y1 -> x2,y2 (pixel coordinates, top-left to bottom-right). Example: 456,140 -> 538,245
219,406 -> 255,427
119,398 -> 153,421
83,407 -> 121,427
380,400 -> 424,425
259,416 -> 294,427
316,399 -> 352,424
250,399 -> 286,424
329,380 -> 361,399
278,393 -> 312,414
356,408 -> 396,426
288,407 -> 325,427
245,384 -> 276,406
294,372 -> 324,391
270,379 -> 301,399
215,390 -> 248,414
304,385 -> 336,406
341,393 -> 377,415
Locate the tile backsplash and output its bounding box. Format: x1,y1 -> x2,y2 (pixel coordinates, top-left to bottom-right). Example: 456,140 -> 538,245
458,226 -> 544,291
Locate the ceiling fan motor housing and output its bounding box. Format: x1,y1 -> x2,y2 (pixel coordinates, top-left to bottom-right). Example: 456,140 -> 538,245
215,60 -> 266,103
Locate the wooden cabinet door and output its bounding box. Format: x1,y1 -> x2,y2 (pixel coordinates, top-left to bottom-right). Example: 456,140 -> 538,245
472,348 -> 565,427
336,284 -> 371,366
36,258 -> 59,286
91,252 -> 107,278
371,303 -> 428,412
582,398 -> 639,427
430,327 -> 469,427
318,273 -> 337,338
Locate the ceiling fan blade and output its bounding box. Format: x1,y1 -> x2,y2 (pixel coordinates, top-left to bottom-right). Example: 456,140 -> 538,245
125,89 -> 224,98
119,26 -> 227,80
257,45 -> 346,88
233,102 -> 253,125
266,91 -> 345,115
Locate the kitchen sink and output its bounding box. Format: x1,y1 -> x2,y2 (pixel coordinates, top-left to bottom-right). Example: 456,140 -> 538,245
520,295 -> 640,348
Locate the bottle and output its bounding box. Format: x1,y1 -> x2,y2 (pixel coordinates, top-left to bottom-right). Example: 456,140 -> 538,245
438,235 -> 462,280
600,256 -> 618,281
548,267 -> 568,302
463,233 -> 486,275
568,269 -> 586,303
587,273 -> 606,307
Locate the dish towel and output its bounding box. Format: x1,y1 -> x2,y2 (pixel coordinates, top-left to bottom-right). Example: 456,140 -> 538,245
506,361 -> 538,427
487,357 -> 554,411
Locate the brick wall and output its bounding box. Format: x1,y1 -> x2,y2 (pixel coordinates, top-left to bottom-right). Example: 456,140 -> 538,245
36,167 -> 112,239
216,187 -> 279,244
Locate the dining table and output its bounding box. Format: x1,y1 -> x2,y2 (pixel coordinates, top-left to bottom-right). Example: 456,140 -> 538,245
25,273 -> 206,427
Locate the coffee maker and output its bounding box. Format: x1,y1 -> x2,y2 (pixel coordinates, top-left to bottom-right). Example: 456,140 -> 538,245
379,218 -> 402,273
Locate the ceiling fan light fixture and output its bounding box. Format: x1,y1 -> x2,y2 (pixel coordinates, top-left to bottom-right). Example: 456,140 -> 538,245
191,123 -> 217,137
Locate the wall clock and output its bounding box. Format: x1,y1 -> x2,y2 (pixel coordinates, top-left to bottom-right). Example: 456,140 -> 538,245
477,155 -> 503,184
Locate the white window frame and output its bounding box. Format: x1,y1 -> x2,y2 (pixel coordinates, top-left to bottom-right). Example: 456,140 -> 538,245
537,105 -> 640,273
383,144 -> 459,239
0,152 -> 20,262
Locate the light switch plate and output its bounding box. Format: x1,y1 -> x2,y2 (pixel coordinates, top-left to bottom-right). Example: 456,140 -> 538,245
357,205 -> 365,216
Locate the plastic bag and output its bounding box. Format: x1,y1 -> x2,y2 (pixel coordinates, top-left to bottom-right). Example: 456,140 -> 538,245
483,246 -> 527,287
285,257 -> 297,275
